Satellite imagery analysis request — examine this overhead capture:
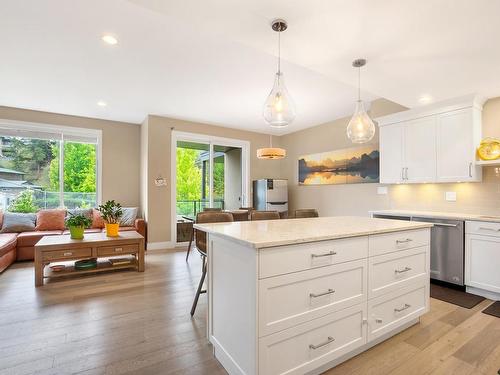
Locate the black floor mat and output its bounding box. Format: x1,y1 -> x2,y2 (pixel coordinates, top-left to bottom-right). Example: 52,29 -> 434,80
482,301 -> 500,318
430,283 -> 485,309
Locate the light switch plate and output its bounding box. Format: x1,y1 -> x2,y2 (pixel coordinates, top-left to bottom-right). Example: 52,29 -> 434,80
445,191 -> 457,201
377,186 -> 388,195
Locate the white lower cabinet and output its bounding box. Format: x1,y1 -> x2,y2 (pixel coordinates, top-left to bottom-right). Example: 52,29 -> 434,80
258,259 -> 367,336
368,246 -> 429,299
259,304 -> 367,375
465,233 -> 500,294
209,229 -> 430,375
367,282 -> 429,341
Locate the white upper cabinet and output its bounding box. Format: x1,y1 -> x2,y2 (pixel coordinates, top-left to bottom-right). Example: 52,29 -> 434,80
436,108 -> 481,182
379,124 -> 404,183
376,95 -> 483,184
404,117 -> 437,183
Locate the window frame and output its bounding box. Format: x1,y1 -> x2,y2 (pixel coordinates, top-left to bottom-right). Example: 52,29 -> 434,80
0,119 -> 102,208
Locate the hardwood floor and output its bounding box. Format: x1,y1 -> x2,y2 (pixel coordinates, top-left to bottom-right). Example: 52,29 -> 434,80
0,249 -> 498,375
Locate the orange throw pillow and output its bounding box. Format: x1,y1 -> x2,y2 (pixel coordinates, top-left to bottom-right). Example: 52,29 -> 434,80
35,209 -> 66,231
92,209 -> 105,229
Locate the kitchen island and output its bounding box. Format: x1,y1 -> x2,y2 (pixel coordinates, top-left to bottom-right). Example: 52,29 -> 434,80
195,216 -> 432,375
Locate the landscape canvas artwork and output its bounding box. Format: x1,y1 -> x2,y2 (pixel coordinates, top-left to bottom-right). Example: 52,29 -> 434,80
298,145 -> 380,185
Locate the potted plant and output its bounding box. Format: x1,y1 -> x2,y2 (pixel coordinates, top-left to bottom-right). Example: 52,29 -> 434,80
66,213 -> 92,240
98,200 -> 123,237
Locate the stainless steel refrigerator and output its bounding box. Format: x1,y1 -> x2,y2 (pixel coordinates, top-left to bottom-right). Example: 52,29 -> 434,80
252,179 -> 288,213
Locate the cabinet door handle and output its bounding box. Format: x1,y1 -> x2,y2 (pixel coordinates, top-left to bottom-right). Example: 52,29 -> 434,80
478,227 -> 500,232
309,336 -> 335,350
405,167 -> 409,180
63,252 -> 73,256
115,247 -> 123,252
433,223 -> 458,228
310,288 -> 335,298
401,167 -> 405,181
311,251 -> 337,258
395,266 -> 412,274
469,162 -> 472,178
375,318 -> 383,323
394,303 -> 411,312
396,238 -> 413,244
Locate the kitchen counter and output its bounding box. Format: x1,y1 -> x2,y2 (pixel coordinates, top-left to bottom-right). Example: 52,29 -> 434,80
370,209 -> 500,223
194,216 -> 432,248
202,216 -> 432,374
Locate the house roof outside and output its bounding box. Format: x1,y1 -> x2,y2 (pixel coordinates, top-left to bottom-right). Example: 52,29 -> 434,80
0,178 -> 42,190
0,167 -> 25,175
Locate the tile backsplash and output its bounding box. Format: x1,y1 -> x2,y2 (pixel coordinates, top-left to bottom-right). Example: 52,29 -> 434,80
388,166 -> 500,215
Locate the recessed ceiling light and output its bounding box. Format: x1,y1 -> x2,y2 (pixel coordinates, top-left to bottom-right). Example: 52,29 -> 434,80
418,95 -> 433,104
101,34 -> 118,45
97,101 -> 107,107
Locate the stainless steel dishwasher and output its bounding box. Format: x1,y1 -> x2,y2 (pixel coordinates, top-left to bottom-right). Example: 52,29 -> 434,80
372,214 -> 465,286
411,217 -> 465,286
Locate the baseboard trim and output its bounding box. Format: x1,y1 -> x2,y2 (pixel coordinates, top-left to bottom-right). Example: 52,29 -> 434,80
147,241 -> 175,251
466,286 -> 500,301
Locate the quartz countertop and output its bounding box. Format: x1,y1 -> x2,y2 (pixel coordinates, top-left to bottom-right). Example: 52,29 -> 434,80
370,209 -> 500,223
194,216 -> 432,249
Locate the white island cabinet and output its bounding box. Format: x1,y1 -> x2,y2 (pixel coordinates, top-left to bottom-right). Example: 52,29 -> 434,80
195,217 -> 432,375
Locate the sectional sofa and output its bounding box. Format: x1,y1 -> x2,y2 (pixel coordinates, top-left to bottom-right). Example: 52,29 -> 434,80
0,209 -> 146,273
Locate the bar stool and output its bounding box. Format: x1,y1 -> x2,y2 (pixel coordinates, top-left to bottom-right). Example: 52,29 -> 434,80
190,211 -> 233,316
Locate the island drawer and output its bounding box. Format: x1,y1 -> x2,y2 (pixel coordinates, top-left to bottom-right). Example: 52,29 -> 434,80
466,220 -> 500,237
259,236 -> 368,279
368,229 -> 430,256
259,303 -> 366,375
258,259 -> 367,336
97,244 -> 139,257
368,246 -> 429,299
367,281 -> 428,341
42,247 -> 92,261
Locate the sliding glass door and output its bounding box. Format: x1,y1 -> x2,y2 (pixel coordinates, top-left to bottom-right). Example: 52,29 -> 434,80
174,132 -> 249,241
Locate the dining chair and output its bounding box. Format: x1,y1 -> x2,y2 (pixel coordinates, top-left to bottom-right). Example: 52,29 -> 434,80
230,210 -> 250,222
294,209 -> 319,218
250,210 -> 280,221
190,211 -> 233,316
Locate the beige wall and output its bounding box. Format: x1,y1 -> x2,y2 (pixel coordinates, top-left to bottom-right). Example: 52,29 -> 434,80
0,106 -> 141,207
143,115 -> 283,244
280,99 -> 406,216
281,97 -> 500,218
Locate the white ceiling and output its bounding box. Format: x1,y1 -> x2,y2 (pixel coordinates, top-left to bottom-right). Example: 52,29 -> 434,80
1,0 -> 499,135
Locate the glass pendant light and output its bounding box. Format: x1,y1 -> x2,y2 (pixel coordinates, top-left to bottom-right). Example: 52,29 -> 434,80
347,58 -> 375,143
263,19 -> 296,128
257,135 -> 286,160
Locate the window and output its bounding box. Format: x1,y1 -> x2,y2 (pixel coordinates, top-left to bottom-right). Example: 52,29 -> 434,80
0,121 -> 101,212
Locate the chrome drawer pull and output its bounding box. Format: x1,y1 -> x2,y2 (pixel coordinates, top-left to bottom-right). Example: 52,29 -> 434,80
63,252 -> 73,256
396,238 -> 413,244
310,288 -> 335,298
115,247 -> 123,252
478,227 -> 500,232
394,303 -> 411,313
311,251 -> 337,258
309,336 -> 335,350
395,266 -> 412,274
375,318 -> 383,323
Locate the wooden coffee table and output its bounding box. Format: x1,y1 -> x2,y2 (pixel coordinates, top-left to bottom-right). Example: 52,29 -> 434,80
34,231 -> 145,287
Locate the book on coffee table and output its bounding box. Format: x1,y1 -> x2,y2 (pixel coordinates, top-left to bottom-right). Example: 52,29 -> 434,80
109,257 -> 133,266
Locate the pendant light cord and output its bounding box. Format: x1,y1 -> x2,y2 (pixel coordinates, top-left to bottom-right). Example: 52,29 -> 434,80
358,66 -> 361,101
277,30 -> 281,74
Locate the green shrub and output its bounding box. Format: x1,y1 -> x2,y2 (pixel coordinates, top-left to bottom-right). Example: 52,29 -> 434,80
8,190 -> 39,213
